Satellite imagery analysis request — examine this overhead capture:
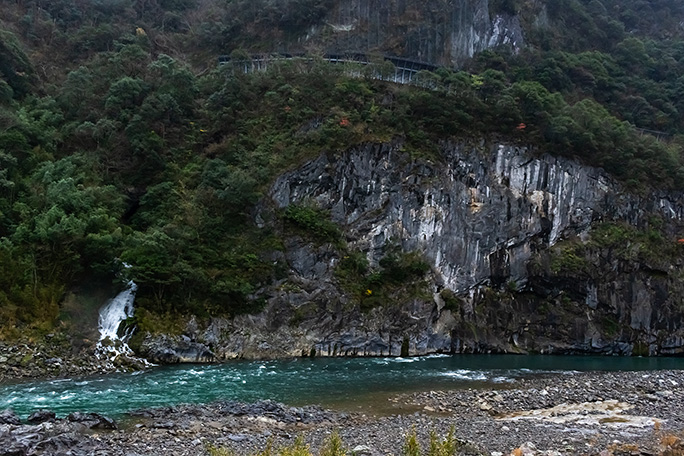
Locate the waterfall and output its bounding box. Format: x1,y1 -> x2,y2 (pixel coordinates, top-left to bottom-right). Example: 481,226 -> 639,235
98,280 -> 137,343
95,279 -> 140,363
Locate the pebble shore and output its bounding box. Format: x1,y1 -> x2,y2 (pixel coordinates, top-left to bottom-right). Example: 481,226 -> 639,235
2,369 -> 684,455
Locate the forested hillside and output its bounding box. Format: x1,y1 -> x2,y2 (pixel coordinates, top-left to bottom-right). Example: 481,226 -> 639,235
0,0 -> 683,341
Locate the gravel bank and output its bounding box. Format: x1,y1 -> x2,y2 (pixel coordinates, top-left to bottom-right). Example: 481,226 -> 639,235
1,370 -> 683,455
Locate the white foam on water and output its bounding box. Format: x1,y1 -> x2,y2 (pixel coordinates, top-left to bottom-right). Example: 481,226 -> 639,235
94,277 -> 152,368
389,357 -> 417,363
98,280 -> 137,342
441,370 -> 488,381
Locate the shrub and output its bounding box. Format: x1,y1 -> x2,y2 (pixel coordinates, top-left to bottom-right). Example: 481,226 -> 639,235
278,436 -> 310,456
283,204 -> 342,244
403,428 -> 420,456
320,431 -> 346,456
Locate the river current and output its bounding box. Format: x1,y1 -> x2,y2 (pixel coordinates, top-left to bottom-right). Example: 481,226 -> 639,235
3,354 -> 684,420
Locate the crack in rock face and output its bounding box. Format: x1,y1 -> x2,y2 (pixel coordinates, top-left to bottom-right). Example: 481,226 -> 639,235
496,400 -> 662,428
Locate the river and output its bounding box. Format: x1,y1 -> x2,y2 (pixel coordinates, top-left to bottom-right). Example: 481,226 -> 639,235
3,354 -> 684,420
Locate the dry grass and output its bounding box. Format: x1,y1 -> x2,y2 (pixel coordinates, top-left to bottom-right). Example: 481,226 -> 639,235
659,432 -> 684,456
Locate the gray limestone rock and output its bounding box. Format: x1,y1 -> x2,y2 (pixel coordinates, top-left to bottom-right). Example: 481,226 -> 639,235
138,141 -> 684,361
0,410 -> 20,426
139,335 -> 216,364
27,410 -> 55,425
308,0 -> 528,67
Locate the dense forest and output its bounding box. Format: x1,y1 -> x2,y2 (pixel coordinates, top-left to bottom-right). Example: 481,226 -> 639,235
1,0 -> 684,339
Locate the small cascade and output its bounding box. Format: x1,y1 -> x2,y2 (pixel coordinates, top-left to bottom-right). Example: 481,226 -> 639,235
99,280 -> 137,342
95,279 -> 149,366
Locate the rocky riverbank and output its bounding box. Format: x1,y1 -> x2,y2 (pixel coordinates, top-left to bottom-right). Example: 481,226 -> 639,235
0,340 -> 112,381
2,370 -> 684,455
0,339 -> 148,382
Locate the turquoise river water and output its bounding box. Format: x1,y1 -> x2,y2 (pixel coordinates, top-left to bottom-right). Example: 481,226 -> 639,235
3,354 -> 684,420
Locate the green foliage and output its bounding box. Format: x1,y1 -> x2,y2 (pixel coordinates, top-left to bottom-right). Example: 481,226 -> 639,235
601,316 -> 620,338
550,244 -> 591,276
547,220 -> 682,283
1,0 -> 684,336
255,439 -> 275,456
428,427 -> 459,456
193,0 -> 334,51
588,221 -> 679,266
399,426 -> 464,456
336,246 -> 431,312
0,30 -> 34,97
338,251 -> 369,276
206,444 -> 234,456
403,428 -> 421,456
289,302 -> 318,327
206,433 -> 348,456
439,289 -> 462,313
320,431 -> 346,456
378,249 -> 431,285
200,430 -> 469,456
279,436 -> 311,456
283,204 -> 342,245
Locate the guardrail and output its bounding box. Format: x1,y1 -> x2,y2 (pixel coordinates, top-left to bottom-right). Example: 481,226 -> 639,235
634,127 -> 672,140
218,52 -> 440,84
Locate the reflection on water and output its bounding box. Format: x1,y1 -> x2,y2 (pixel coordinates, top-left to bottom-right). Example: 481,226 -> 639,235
2,354 -> 684,419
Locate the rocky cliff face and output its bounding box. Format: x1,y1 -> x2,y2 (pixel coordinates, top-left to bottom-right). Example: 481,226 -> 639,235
304,0 -> 526,66
140,141 -> 684,362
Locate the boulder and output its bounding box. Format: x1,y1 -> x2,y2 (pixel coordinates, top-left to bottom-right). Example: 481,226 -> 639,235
27,410 -> 55,424
0,410 -> 21,426
67,412 -> 117,429
140,335 -> 216,364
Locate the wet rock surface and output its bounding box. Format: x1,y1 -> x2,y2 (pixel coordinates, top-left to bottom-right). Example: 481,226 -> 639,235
139,334 -> 216,364
138,141 -> 684,362
0,418 -> 118,456
26,410 -> 55,425
67,412 -> 117,430
1,370 -> 683,455
0,410 -> 21,426
0,341 -> 128,381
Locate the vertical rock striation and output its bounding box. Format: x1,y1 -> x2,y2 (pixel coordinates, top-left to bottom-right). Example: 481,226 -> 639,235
307,0 -> 525,66
143,141 -> 684,359
272,142 -> 682,292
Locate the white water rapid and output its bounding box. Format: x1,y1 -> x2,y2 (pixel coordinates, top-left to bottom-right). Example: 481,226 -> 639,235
95,280 -> 139,363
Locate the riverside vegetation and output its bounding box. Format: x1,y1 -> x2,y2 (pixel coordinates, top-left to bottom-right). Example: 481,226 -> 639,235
4,2 -> 684,455
206,429 -> 468,456
0,0 -> 683,347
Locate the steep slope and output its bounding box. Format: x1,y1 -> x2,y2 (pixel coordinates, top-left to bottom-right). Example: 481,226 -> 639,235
1,0 -> 684,361
304,0 -> 525,65
140,141 -> 684,361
